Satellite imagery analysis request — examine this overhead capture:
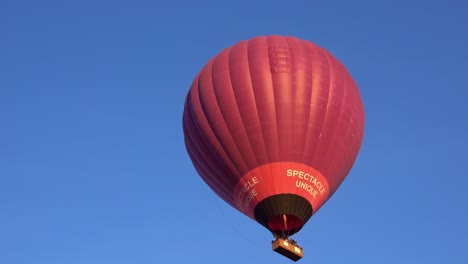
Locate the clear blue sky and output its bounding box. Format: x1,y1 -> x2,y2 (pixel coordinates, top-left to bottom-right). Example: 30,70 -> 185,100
2,0 -> 467,263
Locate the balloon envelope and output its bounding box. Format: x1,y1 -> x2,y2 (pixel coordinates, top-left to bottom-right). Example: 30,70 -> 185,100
183,35 -> 364,236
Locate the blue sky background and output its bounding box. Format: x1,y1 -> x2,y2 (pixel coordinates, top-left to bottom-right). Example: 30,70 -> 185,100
2,0 -> 468,263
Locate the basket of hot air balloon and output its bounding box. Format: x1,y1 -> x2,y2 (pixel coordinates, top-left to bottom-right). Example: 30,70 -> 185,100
183,35 -> 364,261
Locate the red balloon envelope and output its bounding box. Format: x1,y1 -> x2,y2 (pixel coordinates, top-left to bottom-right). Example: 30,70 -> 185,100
183,36 -> 364,240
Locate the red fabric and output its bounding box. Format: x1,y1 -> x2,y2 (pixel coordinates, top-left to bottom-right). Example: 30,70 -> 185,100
183,35 -> 364,221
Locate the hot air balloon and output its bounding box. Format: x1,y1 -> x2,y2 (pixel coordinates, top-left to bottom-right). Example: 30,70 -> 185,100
182,35 -> 364,261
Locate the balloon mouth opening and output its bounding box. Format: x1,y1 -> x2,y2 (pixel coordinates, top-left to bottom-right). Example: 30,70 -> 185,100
267,214 -> 303,235
254,194 -> 312,236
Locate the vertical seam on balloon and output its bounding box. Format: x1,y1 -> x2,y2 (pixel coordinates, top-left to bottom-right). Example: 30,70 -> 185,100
266,38 -> 283,228
288,37 -> 312,228
201,59 -> 243,180
189,85 -> 236,200
184,133 -> 236,207
245,37 -> 276,227
185,89 -> 226,199
266,36 -> 281,230
206,52 -> 256,207
334,73 -> 362,179
310,47 -> 332,173
226,44 -> 264,215
297,40 -> 315,222
197,66 -> 243,200
329,71 -> 356,176
266,36 -> 283,233
196,74 -> 240,198
294,41 -> 314,223
285,37 -> 294,237
292,38 -> 314,232
185,87 -> 235,205
352,77 -> 365,167
233,39 -> 277,224
320,51 -> 347,183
